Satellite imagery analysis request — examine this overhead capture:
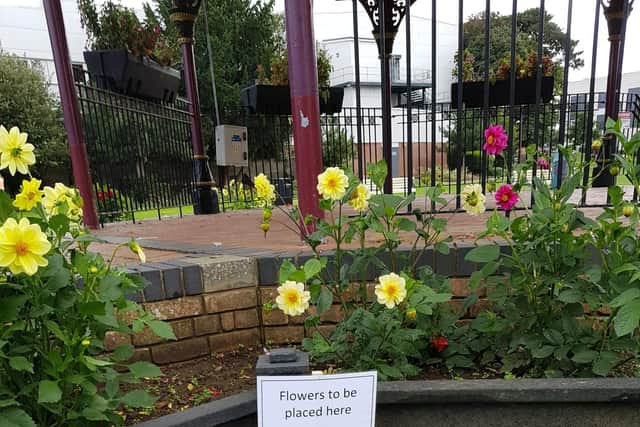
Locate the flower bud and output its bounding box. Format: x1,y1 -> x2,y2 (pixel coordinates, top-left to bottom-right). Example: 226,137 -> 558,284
554,202 -> 561,211
81,339 -> 91,347
623,204 -> 635,218
262,209 -> 272,221
260,222 -> 270,233
591,139 -> 602,151
406,308 -> 417,321
90,266 -> 98,274
609,165 -> 620,177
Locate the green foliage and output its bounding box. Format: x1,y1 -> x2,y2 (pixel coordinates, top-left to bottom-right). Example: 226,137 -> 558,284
461,8 -> 583,78
0,53 -> 69,192
322,127 -> 354,169
0,140 -> 175,425
77,0 -> 177,65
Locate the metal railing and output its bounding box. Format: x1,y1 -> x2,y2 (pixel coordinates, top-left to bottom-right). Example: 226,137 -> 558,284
76,76 -> 194,223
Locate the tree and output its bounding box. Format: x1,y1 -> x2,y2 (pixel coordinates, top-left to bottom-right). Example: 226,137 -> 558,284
153,0 -> 282,115
462,8 -> 584,76
0,53 -> 69,193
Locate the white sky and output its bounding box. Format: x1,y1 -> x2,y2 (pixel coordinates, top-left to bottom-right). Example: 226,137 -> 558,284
1,0 -> 638,81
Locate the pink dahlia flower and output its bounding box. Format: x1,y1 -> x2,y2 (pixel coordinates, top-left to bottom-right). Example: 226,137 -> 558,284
537,158 -> 550,170
495,184 -> 519,211
483,124 -> 508,155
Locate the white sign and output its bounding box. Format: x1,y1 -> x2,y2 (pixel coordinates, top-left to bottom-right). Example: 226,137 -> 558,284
257,371 -> 378,427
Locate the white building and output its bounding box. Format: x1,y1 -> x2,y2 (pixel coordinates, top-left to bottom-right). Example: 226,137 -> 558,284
0,0 -> 87,92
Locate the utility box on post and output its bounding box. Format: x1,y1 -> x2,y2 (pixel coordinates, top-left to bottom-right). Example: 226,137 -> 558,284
215,125 -> 248,167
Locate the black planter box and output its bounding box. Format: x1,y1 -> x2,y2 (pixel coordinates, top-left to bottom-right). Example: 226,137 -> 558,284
451,76 -> 554,107
84,49 -> 180,103
240,85 -> 344,115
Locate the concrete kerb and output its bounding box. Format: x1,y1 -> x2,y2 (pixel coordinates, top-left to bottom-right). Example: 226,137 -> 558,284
132,379 -> 640,427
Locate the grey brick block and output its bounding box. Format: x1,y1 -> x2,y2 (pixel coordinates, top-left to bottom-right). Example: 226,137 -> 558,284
131,265 -> 165,302
148,262 -> 183,299
163,259 -> 204,296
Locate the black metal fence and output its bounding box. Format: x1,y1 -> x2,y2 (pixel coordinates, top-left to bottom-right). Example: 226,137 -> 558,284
76,77 -> 194,223
74,0 -> 640,220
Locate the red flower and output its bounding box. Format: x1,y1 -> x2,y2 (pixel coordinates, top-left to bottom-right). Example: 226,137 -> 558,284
207,386 -> 221,397
108,190 -> 115,198
97,192 -> 104,201
483,124 -> 508,156
495,184 -> 519,211
431,336 -> 448,353
537,158 -> 550,170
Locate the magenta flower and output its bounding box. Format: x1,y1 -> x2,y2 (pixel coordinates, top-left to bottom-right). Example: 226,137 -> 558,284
537,157 -> 550,170
495,184 -> 519,211
483,124 -> 508,156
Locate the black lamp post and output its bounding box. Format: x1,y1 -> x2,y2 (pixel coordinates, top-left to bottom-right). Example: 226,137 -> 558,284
358,0 -> 416,194
170,0 -> 219,214
593,0 -> 634,187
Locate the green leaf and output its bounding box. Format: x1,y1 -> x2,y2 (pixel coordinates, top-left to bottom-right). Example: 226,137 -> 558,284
80,408 -> 110,421
465,245 -> 500,263
532,345 -> 555,359
557,289 -> 582,304
121,390 -> 157,408
112,344 -> 135,362
38,380 -> 62,403
613,299 -> 640,337
303,259 -> 322,280
0,408 -> 36,427
84,356 -> 114,367
445,355 -> 474,369
128,361 -> 163,378
543,329 -> 564,346
79,301 -> 106,316
278,260 -> 298,283
610,288 -> 640,308
0,192 -> 14,223
0,296 -> 27,323
571,350 -> 598,364
367,159 -> 388,190
8,357 -> 33,374
316,288 -> 333,315
592,351 -> 621,376
395,218 -> 416,232
148,320 -> 177,340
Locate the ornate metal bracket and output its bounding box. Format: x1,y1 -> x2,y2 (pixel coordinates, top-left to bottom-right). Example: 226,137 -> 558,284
358,0 -> 417,57
601,0 -> 634,40
169,0 -> 203,44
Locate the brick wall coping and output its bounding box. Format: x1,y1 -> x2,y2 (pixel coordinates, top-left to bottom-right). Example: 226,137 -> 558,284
133,378 -> 640,427
121,242 -> 523,304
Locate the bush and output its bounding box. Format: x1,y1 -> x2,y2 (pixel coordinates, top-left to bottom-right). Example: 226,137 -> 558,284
0,123 -> 175,425
0,53 -> 69,193
322,127 -> 354,169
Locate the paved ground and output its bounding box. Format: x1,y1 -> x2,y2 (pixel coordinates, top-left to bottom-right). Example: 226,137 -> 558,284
92,187 -> 624,266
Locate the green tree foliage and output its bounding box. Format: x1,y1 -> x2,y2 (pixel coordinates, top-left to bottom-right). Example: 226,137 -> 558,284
462,8 -> 583,76
153,0 -> 282,114
0,53 -> 69,192
322,127 -> 354,169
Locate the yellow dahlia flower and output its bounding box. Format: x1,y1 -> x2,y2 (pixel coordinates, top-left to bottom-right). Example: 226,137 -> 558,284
0,218 -> 51,275
13,178 -> 44,211
275,280 -> 311,316
317,167 -> 348,201
461,184 -> 486,216
349,183 -> 371,212
375,272 -> 407,309
43,183 -> 83,221
254,173 -> 276,205
0,125 -> 36,176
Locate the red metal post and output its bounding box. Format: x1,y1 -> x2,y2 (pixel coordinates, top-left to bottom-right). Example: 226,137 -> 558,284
43,0 -> 99,229
284,0 -> 324,223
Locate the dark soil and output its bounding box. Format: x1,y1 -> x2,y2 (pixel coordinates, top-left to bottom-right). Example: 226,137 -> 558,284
123,346 -> 261,425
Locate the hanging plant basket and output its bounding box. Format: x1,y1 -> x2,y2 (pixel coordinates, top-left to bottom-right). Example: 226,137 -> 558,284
240,84 -> 344,115
84,49 -> 181,103
451,76 -> 554,107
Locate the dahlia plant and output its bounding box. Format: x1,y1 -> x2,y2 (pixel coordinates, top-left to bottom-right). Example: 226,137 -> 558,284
0,125 -> 175,426
255,163 -> 455,379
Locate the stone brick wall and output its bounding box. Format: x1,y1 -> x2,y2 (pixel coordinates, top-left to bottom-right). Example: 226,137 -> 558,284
119,244 -> 500,365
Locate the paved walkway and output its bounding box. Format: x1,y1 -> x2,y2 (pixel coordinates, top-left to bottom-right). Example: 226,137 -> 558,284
93,193 -> 618,266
